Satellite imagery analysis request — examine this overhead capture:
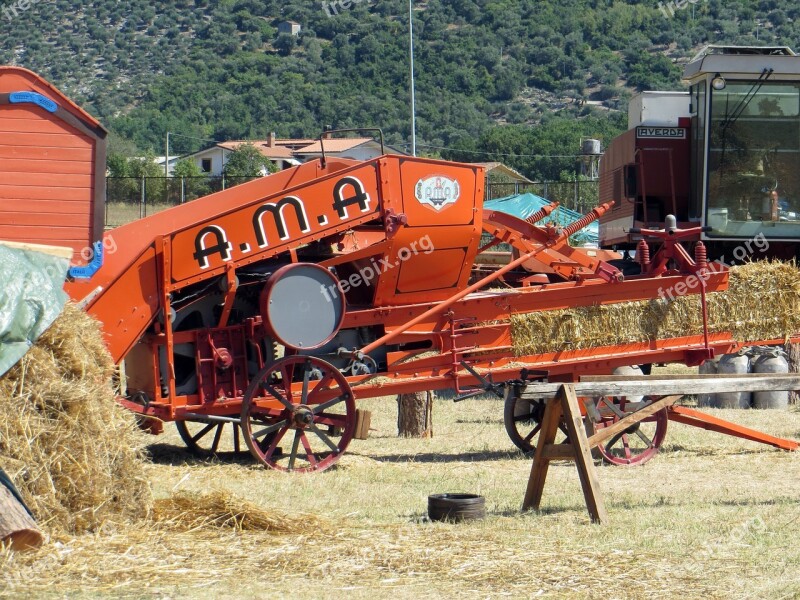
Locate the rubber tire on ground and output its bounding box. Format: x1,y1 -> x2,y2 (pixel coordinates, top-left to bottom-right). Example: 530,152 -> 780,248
428,493 -> 486,522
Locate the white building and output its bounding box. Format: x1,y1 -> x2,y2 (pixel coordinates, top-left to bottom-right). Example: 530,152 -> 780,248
292,137 -> 404,162
183,133 -> 308,176
183,134 -> 405,176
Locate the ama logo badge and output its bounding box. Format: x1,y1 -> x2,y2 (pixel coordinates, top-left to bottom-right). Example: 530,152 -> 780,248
414,175 -> 460,211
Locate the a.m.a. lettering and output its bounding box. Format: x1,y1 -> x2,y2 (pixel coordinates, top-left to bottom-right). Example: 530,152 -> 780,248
252,196 -> 311,248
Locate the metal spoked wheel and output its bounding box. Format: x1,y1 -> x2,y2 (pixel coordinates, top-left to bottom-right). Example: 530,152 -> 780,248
590,396 -> 668,466
503,394 -> 570,455
176,419 -> 248,457
241,355 -> 356,473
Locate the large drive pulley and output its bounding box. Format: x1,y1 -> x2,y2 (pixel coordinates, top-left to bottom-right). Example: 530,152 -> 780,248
260,263 -> 345,351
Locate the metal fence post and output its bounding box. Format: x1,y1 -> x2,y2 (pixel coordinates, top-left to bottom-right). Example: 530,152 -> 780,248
140,176 -> 146,219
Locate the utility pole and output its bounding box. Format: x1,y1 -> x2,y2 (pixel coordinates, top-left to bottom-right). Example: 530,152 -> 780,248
409,0 -> 417,157
165,132 -> 170,178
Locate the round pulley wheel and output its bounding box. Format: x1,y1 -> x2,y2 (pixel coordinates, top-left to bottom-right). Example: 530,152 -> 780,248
428,493 -> 486,522
260,263 -> 345,351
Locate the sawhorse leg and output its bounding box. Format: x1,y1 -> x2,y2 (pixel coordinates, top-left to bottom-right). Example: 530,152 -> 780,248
522,384 -> 608,524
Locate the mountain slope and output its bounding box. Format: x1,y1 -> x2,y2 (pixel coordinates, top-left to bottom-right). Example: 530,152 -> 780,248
1,0 -> 798,178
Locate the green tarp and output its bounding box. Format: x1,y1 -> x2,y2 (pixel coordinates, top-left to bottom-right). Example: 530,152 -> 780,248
485,193 -> 599,246
0,245 -> 69,377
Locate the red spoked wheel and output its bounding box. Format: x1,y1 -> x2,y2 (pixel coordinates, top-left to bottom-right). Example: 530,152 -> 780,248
591,396 -> 668,466
241,355 -> 355,473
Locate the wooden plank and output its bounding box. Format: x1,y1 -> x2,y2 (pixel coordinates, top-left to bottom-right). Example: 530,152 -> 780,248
0,132 -> 92,148
580,373 -> 796,382
586,395 -> 682,449
0,482 -> 43,551
0,211 -> 91,227
0,171 -> 93,188
354,409 -> 372,440
0,199 -> 92,212
0,240 -> 74,260
522,396 -> 562,511
541,443 -> 576,460
519,375 -> 800,399
0,158 -> 93,174
0,116 -> 81,135
0,144 -> 93,161
558,384 -> 608,525
0,185 -> 92,201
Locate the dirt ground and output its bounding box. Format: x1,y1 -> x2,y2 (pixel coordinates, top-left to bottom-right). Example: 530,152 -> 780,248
3,386 -> 800,599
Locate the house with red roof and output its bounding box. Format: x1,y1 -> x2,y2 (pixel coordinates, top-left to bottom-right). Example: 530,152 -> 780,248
183,133 -> 405,176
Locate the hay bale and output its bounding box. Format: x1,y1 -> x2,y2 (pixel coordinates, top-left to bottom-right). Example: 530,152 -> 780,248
511,262 -> 800,356
0,303 -> 151,534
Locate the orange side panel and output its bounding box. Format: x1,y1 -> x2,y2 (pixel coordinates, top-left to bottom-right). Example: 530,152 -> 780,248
85,245 -> 160,362
395,249 -> 466,293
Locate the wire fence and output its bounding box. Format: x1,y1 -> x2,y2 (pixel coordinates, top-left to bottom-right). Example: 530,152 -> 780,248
104,176 -> 600,228
105,176 -> 259,228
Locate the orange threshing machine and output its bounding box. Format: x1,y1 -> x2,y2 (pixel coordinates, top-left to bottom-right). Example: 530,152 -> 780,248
2,68 -> 796,473
57,137 -> 798,472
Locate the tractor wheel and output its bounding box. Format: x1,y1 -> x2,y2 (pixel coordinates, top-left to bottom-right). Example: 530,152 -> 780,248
241,355 -> 355,473
589,396 -> 668,466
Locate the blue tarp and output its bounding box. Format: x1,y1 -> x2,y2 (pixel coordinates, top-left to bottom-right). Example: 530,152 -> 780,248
484,193 -> 598,246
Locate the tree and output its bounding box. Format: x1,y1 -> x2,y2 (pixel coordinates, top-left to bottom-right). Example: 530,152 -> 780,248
173,159 -> 210,201
223,143 -> 277,177
274,33 -> 296,57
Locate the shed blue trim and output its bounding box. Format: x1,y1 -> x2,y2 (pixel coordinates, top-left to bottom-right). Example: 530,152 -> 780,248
68,241 -> 103,279
8,91 -> 58,113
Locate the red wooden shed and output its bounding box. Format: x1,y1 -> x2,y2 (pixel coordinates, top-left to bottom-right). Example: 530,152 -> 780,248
0,66 -> 107,262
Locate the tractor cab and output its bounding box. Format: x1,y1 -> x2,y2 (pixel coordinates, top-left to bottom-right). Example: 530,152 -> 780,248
686,45 -> 800,241
600,45 -> 800,248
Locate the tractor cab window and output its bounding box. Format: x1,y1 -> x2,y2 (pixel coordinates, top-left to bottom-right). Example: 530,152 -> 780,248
706,81 -> 800,239
689,82 -> 705,220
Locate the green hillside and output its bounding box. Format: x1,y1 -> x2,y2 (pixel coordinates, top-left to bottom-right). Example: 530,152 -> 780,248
1,0 -> 798,179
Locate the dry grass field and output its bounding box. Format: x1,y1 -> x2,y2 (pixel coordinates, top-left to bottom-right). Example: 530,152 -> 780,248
105,203 -> 175,229
3,376 -> 800,600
